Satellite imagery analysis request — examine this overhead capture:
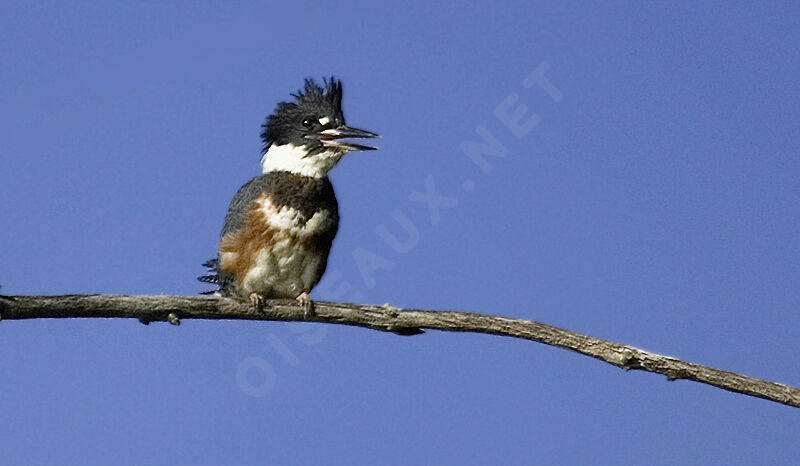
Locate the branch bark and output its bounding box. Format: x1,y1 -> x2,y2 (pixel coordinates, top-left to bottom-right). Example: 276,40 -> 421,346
1,294 -> 798,408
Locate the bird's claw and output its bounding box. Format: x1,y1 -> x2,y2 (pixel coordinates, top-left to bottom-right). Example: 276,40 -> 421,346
249,293 -> 266,312
296,292 -> 315,318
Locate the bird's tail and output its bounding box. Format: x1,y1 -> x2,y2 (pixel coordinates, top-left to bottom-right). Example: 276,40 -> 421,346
198,258 -> 222,295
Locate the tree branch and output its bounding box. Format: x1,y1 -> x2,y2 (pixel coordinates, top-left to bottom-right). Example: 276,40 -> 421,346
1,294 -> 797,408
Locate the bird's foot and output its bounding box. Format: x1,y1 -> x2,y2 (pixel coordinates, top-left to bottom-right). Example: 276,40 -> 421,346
296,292 -> 315,318
249,293 -> 266,312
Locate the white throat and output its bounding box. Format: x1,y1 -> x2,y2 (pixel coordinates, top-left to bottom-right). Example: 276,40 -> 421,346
260,143 -> 345,178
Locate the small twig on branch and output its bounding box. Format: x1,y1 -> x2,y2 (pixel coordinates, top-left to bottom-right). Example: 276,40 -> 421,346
1,294 -> 798,408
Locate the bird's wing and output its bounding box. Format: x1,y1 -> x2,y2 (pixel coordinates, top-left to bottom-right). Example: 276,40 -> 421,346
198,174 -> 275,295
221,174 -> 275,237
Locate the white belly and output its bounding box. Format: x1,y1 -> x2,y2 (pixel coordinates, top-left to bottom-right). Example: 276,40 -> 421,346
232,200 -> 336,299
240,234 -> 326,299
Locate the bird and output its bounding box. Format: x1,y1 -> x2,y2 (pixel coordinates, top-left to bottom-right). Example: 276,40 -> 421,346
199,78 -> 379,316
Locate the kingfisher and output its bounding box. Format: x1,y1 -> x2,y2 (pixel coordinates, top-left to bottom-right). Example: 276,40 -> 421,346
199,77 -> 379,315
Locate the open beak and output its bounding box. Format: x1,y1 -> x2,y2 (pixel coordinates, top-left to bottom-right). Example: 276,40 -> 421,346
312,125 -> 380,151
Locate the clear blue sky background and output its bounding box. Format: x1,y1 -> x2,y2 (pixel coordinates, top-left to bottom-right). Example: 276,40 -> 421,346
1,1 -> 798,464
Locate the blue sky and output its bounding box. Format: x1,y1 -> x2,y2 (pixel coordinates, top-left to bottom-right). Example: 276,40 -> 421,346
1,1 -> 798,464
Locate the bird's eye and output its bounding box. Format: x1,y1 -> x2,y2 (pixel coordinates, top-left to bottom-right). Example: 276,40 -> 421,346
302,117 -> 314,128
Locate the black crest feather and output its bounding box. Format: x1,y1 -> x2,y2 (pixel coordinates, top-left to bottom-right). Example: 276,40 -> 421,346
294,77 -> 342,110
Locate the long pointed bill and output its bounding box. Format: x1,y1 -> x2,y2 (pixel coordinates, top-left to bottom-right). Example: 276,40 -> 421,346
316,125 -> 380,151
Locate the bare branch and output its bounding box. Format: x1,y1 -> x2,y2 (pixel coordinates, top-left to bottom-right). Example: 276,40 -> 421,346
1,294 -> 797,408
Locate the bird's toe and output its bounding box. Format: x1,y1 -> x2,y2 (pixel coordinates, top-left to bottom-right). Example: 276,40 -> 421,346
296,292 -> 315,318
249,293 -> 266,312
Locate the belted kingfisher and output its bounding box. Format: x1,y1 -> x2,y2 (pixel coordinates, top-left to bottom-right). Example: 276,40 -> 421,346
199,77 -> 379,315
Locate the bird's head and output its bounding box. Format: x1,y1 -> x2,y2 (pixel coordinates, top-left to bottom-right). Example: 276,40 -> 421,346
260,77 -> 379,178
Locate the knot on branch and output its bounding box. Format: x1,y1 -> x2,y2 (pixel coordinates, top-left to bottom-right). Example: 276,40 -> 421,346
167,313 -> 181,326
665,368 -> 692,381
380,303 -> 424,335
381,302 -> 401,317
619,347 -> 643,370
